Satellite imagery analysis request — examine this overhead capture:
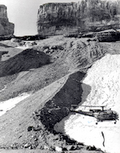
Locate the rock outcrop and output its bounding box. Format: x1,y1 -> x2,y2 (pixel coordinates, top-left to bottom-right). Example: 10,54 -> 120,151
0,5 -> 14,36
37,0 -> 120,36
97,29 -> 120,42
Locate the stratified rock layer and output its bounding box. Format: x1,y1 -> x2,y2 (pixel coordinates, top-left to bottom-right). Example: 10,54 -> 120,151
0,5 -> 14,36
37,0 -> 120,36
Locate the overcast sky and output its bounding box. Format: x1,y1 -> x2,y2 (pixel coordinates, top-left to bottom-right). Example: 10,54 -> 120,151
0,0 -> 79,36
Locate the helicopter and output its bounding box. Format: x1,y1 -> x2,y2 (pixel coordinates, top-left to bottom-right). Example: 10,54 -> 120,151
70,105 -> 119,124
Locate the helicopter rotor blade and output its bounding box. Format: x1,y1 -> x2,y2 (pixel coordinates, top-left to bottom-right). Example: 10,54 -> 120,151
81,105 -> 106,107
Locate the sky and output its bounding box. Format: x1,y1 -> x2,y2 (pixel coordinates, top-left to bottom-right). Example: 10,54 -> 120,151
0,0 -> 79,36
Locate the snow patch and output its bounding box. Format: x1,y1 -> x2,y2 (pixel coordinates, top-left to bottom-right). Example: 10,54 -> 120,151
16,46 -> 30,50
0,93 -> 30,117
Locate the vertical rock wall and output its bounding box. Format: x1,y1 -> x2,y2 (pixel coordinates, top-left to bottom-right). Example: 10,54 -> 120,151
0,5 -> 14,36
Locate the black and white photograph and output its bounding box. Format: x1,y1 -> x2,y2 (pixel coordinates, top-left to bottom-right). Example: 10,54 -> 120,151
0,0 -> 120,153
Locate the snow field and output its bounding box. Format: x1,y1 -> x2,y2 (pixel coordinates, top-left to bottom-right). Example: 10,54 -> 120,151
55,54 -> 120,153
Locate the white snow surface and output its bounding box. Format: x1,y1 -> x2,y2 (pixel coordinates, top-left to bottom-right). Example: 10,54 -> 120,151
0,93 -> 30,117
16,46 -> 30,50
55,54 -> 120,153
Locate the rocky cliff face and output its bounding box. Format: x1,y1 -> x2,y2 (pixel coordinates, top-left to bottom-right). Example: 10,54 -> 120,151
37,3 -> 78,36
37,0 -> 120,36
0,5 -> 14,36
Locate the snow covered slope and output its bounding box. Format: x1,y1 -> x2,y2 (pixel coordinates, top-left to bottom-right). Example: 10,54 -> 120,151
0,93 -> 30,116
55,54 -> 120,153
